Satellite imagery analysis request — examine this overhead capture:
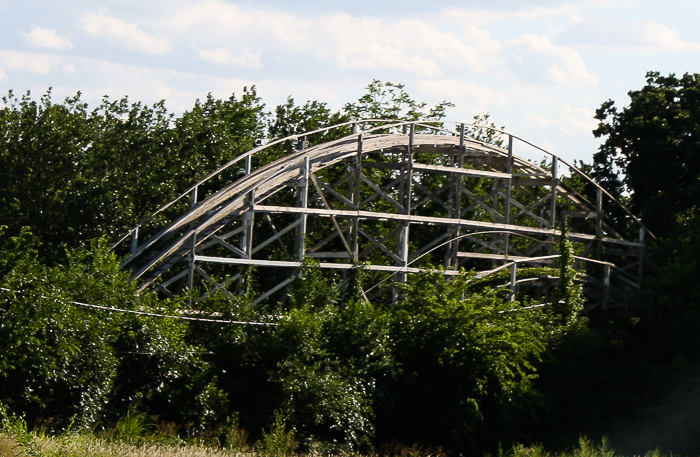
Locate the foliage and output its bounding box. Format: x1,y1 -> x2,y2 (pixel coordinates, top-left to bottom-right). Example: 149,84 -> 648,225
0,404 -> 42,456
465,112 -> 506,148
257,411 -> 297,457
108,410 -> 153,445
0,227 -> 220,431
592,71 -> 700,237
588,71 -> 700,454
5,78 -> 685,455
189,262 -> 569,454
553,225 -> 584,324
375,272 -> 554,452
0,88 -> 266,262
343,80 -> 454,124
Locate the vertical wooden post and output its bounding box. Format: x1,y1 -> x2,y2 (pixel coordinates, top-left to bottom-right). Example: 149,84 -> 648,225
241,190 -> 255,259
352,134 -> 363,262
394,124 -> 413,303
131,226 -> 139,254
550,157 -> 558,228
296,156 -> 309,261
191,185 -> 198,208
454,124 -> 465,269
603,263 -> 611,310
596,187 -> 603,237
398,125 -> 414,281
510,262 -> 517,302
549,157 -> 559,254
444,124 -> 464,269
504,135 -> 514,258
188,232 -> 196,305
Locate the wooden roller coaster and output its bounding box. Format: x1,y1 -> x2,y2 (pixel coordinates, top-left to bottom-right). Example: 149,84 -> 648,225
118,120 -> 649,310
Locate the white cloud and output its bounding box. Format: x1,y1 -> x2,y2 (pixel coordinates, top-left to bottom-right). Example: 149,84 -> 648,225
556,17 -> 700,51
524,102 -> 596,136
417,80 -> 508,115
159,1 -> 310,50
23,27 -> 74,50
79,13 -> 172,55
196,47 -> 263,68
53,56 -> 259,113
506,34 -> 598,87
155,3 -> 501,78
309,15 -> 502,78
0,50 -> 69,75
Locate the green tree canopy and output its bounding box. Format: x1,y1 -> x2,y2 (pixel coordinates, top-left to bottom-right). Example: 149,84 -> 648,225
592,71 -> 700,237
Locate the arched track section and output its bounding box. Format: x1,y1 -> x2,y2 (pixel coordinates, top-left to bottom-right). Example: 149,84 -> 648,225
119,120 -> 648,307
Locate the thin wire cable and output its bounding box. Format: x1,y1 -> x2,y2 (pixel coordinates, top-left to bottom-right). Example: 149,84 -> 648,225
0,287 -> 277,326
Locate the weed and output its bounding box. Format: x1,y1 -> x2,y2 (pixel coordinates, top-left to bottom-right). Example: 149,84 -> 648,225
258,411 -> 296,457
108,409 -> 153,445
223,414 -> 249,451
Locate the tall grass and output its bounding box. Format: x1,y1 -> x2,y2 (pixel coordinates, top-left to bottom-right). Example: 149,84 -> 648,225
0,409 -> 678,457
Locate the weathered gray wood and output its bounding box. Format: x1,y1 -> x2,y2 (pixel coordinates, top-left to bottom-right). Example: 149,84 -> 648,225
309,172 -> 354,257
412,163 -> 511,179
122,121 -> 648,306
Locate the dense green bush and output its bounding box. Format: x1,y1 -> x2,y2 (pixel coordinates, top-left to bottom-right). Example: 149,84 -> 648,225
0,227 -> 222,431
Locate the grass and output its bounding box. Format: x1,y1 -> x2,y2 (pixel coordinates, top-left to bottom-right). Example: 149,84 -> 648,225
0,432 -> 681,457
0,436 -> 19,456
21,433 -> 256,457
0,410 -> 679,457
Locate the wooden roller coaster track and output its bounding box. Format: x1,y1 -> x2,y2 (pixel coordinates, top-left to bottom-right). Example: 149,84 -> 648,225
117,120 -> 649,309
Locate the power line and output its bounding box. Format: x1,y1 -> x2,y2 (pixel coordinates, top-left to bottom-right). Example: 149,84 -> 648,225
0,287 -> 277,326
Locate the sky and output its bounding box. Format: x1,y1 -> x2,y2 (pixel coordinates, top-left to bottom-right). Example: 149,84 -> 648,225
2,0 -> 700,164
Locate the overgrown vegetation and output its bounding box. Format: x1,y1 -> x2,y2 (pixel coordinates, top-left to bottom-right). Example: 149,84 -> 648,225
2,75 -> 700,456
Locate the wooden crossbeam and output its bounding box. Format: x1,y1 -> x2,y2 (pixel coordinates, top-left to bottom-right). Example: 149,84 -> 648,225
194,254 -> 463,276
358,227 -> 404,264
310,174 -> 355,209
457,252 -> 531,261
412,179 -> 454,214
359,174 -> 405,212
252,205 -> 645,248
461,186 -> 504,221
253,217 -> 300,255
412,162 -> 511,179
194,266 -> 236,300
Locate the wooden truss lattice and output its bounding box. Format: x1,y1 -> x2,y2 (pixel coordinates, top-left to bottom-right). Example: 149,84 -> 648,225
119,120 -> 649,309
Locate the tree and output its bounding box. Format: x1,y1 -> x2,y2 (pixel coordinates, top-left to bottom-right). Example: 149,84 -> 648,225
0,89 -> 267,261
343,80 -> 453,123
0,90 -> 91,261
0,228 -> 222,430
592,71 -> 700,237
373,272 -> 552,453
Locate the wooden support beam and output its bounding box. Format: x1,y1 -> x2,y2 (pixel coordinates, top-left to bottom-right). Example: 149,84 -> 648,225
193,265 -> 236,300
360,174 -> 405,212
131,225 -> 139,254
411,163 -> 511,179
457,252 -> 531,261
253,218 -> 300,255
510,262 -> 517,302
194,254 -> 463,276
296,156 -> 309,260
310,172 -> 354,257
251,204 -> 645,247
310,176 -> 355,209
353,134 -> 363,261
188,232 -> 196,305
